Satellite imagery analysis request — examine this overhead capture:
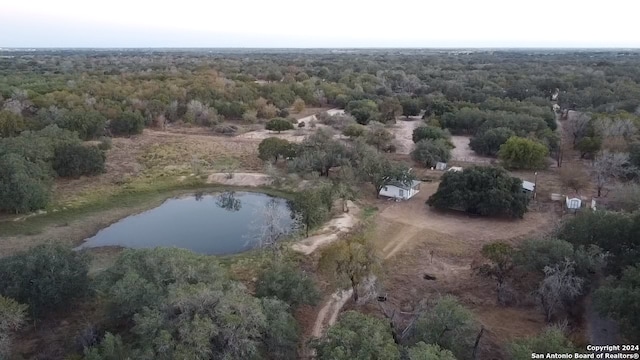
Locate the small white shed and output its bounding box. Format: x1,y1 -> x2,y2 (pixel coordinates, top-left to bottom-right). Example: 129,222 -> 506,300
435,162 -> 448,171
379,180 -> 421,200
522,180 -> 536,198
566,197 -> 582,209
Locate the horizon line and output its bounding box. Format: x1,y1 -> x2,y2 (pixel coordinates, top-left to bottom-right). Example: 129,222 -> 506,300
2,46 -> 640,50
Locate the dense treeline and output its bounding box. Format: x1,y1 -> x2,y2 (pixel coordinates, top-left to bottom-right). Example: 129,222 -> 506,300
474,210 -> 640,344
2,49 -> 640,138
2,49 -> 640,213
0,246 -> 320,359
2,49 -> 640,357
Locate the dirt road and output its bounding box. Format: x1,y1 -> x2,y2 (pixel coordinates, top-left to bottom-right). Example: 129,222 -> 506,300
311,289 -> 354,338
291,201 -> 359,255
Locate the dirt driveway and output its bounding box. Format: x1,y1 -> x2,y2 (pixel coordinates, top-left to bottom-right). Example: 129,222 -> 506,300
375,182 -> 554,257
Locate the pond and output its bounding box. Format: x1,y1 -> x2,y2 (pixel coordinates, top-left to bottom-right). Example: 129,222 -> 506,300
75,192 -> 296,255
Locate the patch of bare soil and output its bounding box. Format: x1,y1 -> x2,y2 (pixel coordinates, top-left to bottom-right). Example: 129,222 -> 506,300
206,172 -> 272,187
450,135 -> 493,164
311,289 -> 354,338
376,182 -> 555,254
291,201 -> 360,255
389,116 -> 422,155
292,107 -> 334,120
379,237 -> 548,359
358,179 -> 557,359
236,108 -> 343,143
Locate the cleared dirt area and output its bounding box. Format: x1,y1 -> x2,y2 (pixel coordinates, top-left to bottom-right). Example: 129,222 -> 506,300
359,179 -> 557,358
450,135 -> 493,164
389,116 -> 422,155
376,182 -> 555,254
206,172 -> 272,187
236,108 -> 340,142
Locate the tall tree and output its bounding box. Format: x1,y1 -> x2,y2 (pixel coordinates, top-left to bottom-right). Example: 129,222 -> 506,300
258,137 -> 294,163
314,311 -> 400,360
255,260 -> 320,309
289,188 -> 329,237
365,123 -> 394,151
478,242 -> 514,305
592,151 -> 630,197
537,260 -> 584,322
508,326 -> 577,360
0,110 -> 25,137
469,127 -> 515,156
265,118 -> 294,133
0,296 -> 27,360
401,98 -> 421,118
498,136 -> 549,170
0,244 -> 89,318
356,146 -> 414,198
379,97 -> 402,123
594,265 -> 640,340
319,229 -> 380,302
0,153 -> 51,213
427,166 -> 529,218
407,296 -> 480,360
412,125 -> 453,145
566,112 -> 591,145
411,139 -> 452,168
406,343 -> 457,360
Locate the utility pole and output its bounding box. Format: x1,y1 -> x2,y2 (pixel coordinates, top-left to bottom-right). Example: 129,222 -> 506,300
533,171 -> 538,200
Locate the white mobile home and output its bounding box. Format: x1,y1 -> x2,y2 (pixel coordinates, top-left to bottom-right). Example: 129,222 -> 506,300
379,180 -> 421,200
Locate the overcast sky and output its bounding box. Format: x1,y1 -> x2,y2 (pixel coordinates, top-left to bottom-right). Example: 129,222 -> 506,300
1,0 -> 638,48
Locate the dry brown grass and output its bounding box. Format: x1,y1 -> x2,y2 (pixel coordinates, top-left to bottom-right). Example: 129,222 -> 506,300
349,176 -> 559,359
52,128 -> 264,207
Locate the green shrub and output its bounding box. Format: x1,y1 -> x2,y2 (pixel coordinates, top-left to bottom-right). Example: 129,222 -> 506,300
265,117 -> 294,133
594,265 -> 640,340
0,296 -> 28,359
56,110 -> 106,140
0,153 -> 51,213
427,166 -> 529,218
0,244 -> 90,317
498,136 -> 549,170
407,296 -> 480,360
255,261 -> 320,308
53,144 -> 106,178
315,311 -> 400,360
469,127 -> 515,156
411,139 -> 452,168
97,136 -> 112,151
109,111 -> 144,136
406,343 -> 457,360
412,125 -> 452,145
0,110 -> 25,137
258,137 -> 294,163
342,123 -> 366,138
508,326 -> 577,360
